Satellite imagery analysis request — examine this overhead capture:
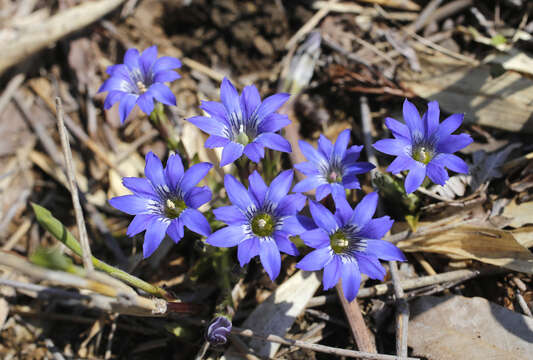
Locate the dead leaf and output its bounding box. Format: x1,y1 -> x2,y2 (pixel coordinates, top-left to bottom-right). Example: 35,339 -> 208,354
430,174 -> 470,200
513,226 -> 533,248
485,49 -> 533,76
398,225 -> 533,274
0,298 -> 8,330
409,295 -> 533,360
502,200 -> 533,228
469,143 -> 521,190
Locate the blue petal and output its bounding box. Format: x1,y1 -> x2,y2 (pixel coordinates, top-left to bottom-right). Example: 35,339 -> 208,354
355,253 -> 386,280
103,91 -> 125,110
323,255 -> 342,290
300,228 -> 329,248
136,91 -> 155,115
299,140 -> 327,165
106,64 -> 131,79
143,217 -> 169,258
333,129 -> 351,159
99,77 -> 129,93
220,77 -> 241,115
184,186 -> 212,209
296,246 -> 332,271
350,192 -> 378,229
332,186 -> 352,226
255,133 -> 291,153
181,208 -> 211,236
153,70 -> 181,83
123,48 -> 140,71
317,134 -> 333,158
167,218 -> 184,244
259,237 -> 281,280
243,142 -> 264,163
206,225 -> 244,247
359,216 -> 394,240
385,117 -> 410,140
434,113 -> 463,140
205,135 -> 230,148
152,56 -> 182,73
258,113 -> 291,133
274,232 -> 299,256
315,183 -> 331,201
387,155 -> 416,174
139,45 -> 158,79
256,93 -> 290,122
109,195 -> 150,215
309,201 -> 338,233
341,174 -> 361,190
402,99 -> 423,138
344,161 -> 375,175
425,100 -> 440,137
200,101 -> 228,124
221,142 -> 244,167
341,260 -> 361,302
238,237 -> 260,266
188,116 -> 226,136
405,162 -> 427,194
365,240 -> 406,261
436,134 -> 473,154
292,176 -> 323,193
426,161 -> 449,186
240,84 -> 261,120
373,138 -> 410,156
434,153 -> 468,174
281,215 -> 315,235
343,145 -> 363,164
118,94 -> 138,124
149,83 -> 176,106
164,153 -> 184,190
224,174 -> 254,211
144,151 -> 167,189
248,171 -> 267,205
213,205 -> 247,225
180,162 -> 212,194
277,193 -> 306,216
266,170 -> 293,205
127,214 -> 156,236
294,161 -> 319,176
122,177 -> 158,200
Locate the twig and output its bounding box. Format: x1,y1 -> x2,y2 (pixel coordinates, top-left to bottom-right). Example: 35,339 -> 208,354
2,219 -> 32,251
406,0 -> 443,33
105,314 -> 119,360
0,73 -> 25,116
285,0 -> 339,50
231,327 -> 419,360
56,97 -> 94,272
389,261 -> 409,358
360,96 -> 377,166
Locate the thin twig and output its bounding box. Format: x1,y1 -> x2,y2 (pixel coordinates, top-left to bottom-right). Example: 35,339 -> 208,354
231,327 -> 419,360
0,73 -> 25,116
56,97 -> 94,272
389,261 -> 409,358
105,314 -> 119,359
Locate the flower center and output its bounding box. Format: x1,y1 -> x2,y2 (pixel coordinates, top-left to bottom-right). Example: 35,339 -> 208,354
137,81 -> 148,94
164,198 -> 186,219
251,213 -> 275,237
327,170 -> 343,183
330,230 -> 350,254
412,146 -> 434,164
235,131 -> 250,146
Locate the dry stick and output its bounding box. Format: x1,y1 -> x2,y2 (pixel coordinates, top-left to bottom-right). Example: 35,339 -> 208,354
105,314 -> 119,360
56,97 -> 94,272
231,327 -> 419,360
415,0 -> 473,32
0,73 -> 25,116
359,96 -> 408,358
405,0 -> 443,33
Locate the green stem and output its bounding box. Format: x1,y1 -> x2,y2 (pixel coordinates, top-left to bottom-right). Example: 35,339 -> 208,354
31,203 -> 173,300
149,102 -> 188,162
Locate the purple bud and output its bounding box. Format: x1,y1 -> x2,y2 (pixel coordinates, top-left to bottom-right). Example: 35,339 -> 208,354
206,316 -> 232,346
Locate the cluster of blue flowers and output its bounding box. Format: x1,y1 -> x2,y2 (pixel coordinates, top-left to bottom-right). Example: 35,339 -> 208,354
101,47 -> 472,301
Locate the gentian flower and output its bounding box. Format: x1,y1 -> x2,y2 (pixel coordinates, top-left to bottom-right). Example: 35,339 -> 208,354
296,191 -> 405,302
206,170 -> 306,280
373,99 -> 472,194
206,316 -> 232,346
187,78 -> 292,167
109,151 -> 212,258
99,46 -> 181,124
292,129 -> 374,200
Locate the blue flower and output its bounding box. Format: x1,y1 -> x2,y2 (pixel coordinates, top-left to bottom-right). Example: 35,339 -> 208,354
187,78 -> 292,167
296,191 -> 405,302
206,316 -> 232,346
373,99 -> 473,194
109,151 -> 212,258
292,129 -> 375,200
206,170 -> 306,280
99,46 -> 181,124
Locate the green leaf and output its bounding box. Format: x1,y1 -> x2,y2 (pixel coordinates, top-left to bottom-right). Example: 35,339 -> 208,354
491,34 -> 507,46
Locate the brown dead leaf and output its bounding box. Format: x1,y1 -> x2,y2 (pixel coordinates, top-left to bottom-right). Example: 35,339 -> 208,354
409,295 -> 533,360
398,225 -> 533,274
513,226 -> 533,248
502,200 -> 533,228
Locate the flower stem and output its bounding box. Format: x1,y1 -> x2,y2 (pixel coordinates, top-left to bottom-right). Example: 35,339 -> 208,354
149,102 -> 189,162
